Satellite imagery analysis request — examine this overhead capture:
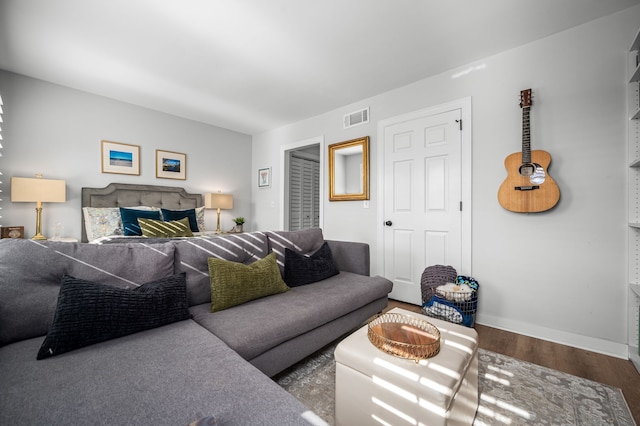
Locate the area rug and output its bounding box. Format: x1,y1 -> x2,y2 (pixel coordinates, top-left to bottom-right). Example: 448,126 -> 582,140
275,343 -> 636,426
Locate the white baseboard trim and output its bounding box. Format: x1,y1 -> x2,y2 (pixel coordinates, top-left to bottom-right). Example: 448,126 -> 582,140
476,313 -> 629,360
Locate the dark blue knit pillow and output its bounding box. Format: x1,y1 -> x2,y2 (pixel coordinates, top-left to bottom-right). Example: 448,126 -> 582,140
37,272 -> 191,360
120,208 -> 162,236
284,242 -> 339,287
161,208 -> 199,232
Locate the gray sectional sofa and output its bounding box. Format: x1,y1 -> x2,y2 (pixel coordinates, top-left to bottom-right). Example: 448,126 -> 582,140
0,228 -> 393,425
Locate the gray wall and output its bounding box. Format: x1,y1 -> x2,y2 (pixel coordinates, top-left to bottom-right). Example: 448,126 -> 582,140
252,5 -> 640,357
0,70 -> 252,238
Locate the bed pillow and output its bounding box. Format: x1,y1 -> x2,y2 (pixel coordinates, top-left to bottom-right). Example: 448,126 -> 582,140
284,242 -> 339,287
120,208 -> 162,236
139,217 -> 193,238
161,208 -> 200,232
83,207 -> 123,240
37,272 -> 191,360
207,253 -> 289,313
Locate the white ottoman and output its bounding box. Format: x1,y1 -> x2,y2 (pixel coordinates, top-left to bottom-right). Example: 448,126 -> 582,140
335,308 -> 478,426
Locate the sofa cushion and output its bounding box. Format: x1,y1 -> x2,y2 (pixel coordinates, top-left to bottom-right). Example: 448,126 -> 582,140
265,228 -> 325,274
1,321 -> 311,425
120,207 -> 162,236
37,273 -> 191,359
284,242 -> 339,287
208,253 -> 289,313
161,208 -> 200,232
190,271 -> 393,362
0,239 -> 176,347
173,232 -> 270,306
139,217 -> 193,238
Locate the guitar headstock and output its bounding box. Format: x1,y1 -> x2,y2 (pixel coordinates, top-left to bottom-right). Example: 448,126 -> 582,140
520,89 -> 532,108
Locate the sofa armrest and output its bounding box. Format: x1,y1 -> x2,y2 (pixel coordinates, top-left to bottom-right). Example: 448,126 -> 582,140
326,240 -> 370,276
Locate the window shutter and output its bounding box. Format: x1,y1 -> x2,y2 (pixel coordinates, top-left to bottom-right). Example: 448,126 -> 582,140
0,94 -> 3,225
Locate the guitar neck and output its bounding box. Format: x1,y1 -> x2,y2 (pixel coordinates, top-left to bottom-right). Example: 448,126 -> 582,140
522,106 -> 531,164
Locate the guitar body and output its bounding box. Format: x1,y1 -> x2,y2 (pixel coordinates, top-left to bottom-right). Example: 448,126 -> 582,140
498,149 -> 560,212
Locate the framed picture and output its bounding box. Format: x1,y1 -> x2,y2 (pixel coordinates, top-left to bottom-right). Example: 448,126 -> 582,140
156,150 -> 186,180
258,167 -> 271,188
101,140 -> 140,175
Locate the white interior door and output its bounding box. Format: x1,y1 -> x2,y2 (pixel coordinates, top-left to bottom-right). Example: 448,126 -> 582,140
382,108 -> 463,305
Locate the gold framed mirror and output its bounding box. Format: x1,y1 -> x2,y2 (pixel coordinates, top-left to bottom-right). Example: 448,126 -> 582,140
328,136 -> 369,201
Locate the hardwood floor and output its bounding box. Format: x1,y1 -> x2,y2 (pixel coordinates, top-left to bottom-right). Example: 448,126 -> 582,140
384,300 -> 640,424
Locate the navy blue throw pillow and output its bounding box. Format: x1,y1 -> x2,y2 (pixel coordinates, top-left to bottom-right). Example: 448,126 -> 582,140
284,242 -> 339,287
161,208 -> 199,232
120,208 -> 162,236
37,273 -> 191,360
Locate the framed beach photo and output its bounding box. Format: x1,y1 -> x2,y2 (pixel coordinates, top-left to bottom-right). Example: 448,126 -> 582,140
101,140 -> 140,175
258,167 -> 271,188
156,149 -> 186,180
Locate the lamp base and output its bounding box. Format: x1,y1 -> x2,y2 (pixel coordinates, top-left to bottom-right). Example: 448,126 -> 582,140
216,208 -> 222,233
31,234 -> 47,241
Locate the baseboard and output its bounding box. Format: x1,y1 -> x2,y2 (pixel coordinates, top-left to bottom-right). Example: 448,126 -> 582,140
476,313 -> 629,360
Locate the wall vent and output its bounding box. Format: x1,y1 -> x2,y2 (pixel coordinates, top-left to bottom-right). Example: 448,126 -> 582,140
343,107 -> 369,129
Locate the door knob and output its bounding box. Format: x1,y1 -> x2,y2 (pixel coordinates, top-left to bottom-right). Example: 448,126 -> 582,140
385,220 -> 393,226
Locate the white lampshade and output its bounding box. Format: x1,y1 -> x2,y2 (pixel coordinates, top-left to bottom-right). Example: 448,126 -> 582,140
204,193 -> 233,210
11,176 -> 66,203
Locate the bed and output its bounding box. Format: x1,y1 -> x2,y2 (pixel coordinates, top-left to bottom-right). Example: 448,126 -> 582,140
81,183 -> 203,242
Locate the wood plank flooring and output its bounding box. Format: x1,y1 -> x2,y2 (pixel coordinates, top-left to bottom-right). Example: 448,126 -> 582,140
385,300 -> 640,424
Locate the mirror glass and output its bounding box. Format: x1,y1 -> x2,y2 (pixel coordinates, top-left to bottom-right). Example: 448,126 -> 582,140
329,136 -> 369,201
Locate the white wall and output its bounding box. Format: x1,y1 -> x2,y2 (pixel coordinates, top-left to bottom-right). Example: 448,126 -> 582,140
0,71 -> 252,239
252,5 -> 640,357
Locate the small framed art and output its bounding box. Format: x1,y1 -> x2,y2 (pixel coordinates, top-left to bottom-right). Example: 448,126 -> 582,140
258,167 -> 271,188
101,140 -> 140,175
156,150 -> 186,180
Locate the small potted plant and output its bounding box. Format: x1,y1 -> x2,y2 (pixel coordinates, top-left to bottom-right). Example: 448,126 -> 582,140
232,217 -> 245,233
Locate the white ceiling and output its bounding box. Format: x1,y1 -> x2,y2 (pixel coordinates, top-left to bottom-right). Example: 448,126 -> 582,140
2,0 -> 639,135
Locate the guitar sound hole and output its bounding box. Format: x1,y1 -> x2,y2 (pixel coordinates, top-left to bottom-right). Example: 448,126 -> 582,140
519,163 -> 535,177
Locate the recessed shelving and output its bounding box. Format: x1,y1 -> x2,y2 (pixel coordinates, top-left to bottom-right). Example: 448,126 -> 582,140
628,27 -> 640,375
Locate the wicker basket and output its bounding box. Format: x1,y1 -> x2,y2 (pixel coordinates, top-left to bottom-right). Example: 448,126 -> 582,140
367,312 -> 441,361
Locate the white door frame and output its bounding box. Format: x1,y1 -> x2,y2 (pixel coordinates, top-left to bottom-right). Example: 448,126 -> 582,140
376,97 -> 472,278
279,135 -> 325,231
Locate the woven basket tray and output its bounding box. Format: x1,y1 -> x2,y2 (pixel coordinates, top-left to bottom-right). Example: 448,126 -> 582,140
367,313 -> 441,361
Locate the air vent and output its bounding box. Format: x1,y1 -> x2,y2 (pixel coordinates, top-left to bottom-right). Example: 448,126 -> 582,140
343,107 -> 369,129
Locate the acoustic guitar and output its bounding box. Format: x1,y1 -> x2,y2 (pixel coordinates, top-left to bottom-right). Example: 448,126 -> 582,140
498,89 -> 560,213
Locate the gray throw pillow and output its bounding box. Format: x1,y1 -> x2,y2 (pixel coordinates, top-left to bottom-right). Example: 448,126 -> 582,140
37,273 -> 191,360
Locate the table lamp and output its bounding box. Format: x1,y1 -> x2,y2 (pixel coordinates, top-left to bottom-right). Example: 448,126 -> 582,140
205,191 -> 233,233
11,174 -> 66,240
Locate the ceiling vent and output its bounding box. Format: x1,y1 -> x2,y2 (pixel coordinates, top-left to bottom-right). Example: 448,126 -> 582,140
343,107 -> 369,129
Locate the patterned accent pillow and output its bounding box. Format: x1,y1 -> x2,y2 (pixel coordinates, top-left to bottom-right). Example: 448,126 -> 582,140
207,252 -> 289,313
120,208 -> 162,236
37,273 -> 191,360
83,207 -> 124,240
161,208 -> 200,232
139,217 -> 193,238
195,206 -> 205,232
284,242 -> 339,287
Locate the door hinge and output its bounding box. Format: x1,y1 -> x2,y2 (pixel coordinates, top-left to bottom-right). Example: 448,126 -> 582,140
455,119 -> 462,130
459,201 -> 463,211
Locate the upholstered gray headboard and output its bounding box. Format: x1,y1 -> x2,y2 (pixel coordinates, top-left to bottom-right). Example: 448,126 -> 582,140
81,183 -> 203,242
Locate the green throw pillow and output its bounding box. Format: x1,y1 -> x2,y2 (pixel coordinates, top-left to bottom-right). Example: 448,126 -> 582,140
138,217 -> 193,238
208,253 -> 289,312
